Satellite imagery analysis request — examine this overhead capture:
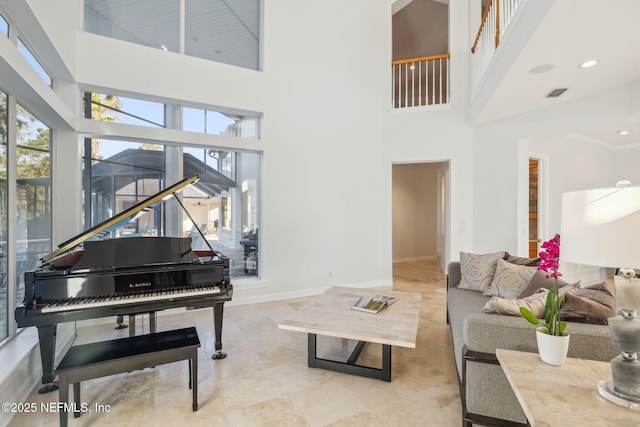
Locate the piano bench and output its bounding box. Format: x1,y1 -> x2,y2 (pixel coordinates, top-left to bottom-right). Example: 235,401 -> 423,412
55,327 -> 200,427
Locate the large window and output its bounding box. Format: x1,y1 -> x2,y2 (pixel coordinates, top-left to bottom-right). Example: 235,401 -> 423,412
86,92 -> 261,140
0,94 -> 51,344
84,0 -> 261,71
0,9 -> 54,347
82,90 -> 261,278
0,90 -> 7,342
83,139 -> 260,278
16,105 -> 51,313
17,38 -> 52,87
0,14 -> 7,36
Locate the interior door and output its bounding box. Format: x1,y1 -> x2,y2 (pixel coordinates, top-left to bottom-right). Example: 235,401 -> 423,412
528,158 -> 540,258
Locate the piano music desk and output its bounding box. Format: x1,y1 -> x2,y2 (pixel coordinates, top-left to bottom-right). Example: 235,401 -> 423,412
55,327 -> 200,427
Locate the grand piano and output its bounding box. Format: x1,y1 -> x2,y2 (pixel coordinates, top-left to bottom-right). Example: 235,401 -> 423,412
15,175 -> 233,393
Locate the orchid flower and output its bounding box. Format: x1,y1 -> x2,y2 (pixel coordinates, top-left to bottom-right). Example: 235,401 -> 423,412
520,233 -> 567,336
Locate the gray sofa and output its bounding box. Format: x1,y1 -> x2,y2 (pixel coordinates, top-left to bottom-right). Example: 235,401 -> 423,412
446,261 -> 618,426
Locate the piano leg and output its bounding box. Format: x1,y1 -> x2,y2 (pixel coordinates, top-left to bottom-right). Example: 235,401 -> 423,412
115,315 -> 128,329
37,324 -> 59,393
150,312 -> 157,333
211,302 -> 227,360
129,315 -> 136,337
125,312 -> 156,337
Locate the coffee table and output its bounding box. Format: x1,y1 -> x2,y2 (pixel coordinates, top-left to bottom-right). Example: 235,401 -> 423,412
278,286 -> 421,381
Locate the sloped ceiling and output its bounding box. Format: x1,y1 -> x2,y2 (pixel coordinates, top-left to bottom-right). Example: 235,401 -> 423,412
470,0 -> 640,147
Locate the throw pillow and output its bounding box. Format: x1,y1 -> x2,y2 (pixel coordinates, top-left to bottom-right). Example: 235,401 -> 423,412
560,282 -> 616,325
503,252 -> 541,267
484,258 -> 538,299
518,270 -> 572,298
457,251 -> 505,293
483,289 -> 549,316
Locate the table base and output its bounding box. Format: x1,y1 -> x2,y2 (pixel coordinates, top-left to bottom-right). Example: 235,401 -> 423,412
307,333 -> 391,382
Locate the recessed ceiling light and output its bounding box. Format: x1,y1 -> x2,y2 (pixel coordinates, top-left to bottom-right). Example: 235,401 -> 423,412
617,130 -> 629,135
579,59 -> 598,68
529,64 -> 554,74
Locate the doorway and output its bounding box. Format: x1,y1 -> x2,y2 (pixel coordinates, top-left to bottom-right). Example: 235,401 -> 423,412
391,161 -> 449,276
529,157 -> 541,258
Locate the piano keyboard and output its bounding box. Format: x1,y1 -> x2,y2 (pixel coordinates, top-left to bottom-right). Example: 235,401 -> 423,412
41,286 -> 222,313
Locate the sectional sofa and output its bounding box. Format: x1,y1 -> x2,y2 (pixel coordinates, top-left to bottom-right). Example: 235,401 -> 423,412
446,257 -> 619,426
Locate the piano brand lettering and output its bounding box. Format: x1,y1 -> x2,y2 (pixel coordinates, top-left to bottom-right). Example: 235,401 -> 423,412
129,281 -> 152,288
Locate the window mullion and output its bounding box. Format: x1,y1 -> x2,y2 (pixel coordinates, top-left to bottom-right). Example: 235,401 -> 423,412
179,0 -> 185,54
6,95 -> 17,337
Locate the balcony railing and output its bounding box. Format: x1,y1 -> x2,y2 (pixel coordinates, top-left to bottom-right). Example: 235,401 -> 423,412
392,53 -> 450,109
471,0 -> 522,90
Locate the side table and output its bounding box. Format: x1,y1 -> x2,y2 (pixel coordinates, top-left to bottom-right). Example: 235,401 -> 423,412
496,349 -> 638,426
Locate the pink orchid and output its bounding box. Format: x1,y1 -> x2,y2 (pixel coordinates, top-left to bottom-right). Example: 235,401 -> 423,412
520,233 -> 567,336
538,234 -> 562,279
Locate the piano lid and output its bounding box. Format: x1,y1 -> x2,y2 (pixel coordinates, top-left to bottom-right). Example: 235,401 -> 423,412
42,175 -> 200,264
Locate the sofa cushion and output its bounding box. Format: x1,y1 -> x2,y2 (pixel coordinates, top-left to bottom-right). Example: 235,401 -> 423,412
504,252 -> 541,266
484,282 -> 580,317
518,270 -> 572,298
457,251 -> 505,293
484,259 -> 538,298
483,289 -> 548,316
560,282 -> 615,325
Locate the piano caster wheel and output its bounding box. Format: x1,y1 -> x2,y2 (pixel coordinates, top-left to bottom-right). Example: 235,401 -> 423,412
38,382 -> 59,394
211,350 -> 227,360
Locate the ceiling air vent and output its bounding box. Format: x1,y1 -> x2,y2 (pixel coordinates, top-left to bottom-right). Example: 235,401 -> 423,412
546,88 -> 568,98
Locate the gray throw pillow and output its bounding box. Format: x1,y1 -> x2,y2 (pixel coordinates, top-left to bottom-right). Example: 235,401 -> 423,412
560,282 -> 615,325
484,258 -> 538,299
518,270 -> 571,298
503,252 -> 541,267
457,251 -> 505,293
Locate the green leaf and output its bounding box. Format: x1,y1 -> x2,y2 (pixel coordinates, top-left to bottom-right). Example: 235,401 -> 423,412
544,291 -> 554,324
519,307 -> 541,325
557,321 -> 567,335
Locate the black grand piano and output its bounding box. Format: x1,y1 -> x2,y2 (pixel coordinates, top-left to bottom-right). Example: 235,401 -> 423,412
15,175 -> 233,393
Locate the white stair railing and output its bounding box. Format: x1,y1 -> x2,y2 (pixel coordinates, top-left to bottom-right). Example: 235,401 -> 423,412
392,53 -> 450,109
471,0 -> 523,90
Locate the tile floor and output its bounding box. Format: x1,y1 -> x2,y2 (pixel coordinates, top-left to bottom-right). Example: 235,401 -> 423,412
8,260 -> 462,426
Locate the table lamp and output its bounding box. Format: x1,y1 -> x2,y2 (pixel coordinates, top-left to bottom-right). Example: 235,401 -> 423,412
561,180 -> 640,408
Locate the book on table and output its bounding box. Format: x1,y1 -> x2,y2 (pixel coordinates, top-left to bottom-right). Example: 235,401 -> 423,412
352,295 -> 398,314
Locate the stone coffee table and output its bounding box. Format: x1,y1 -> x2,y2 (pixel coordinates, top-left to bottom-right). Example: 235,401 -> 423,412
278,286 -> 421,381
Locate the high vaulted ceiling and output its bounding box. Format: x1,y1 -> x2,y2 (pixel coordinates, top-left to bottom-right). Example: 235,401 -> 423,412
394,0 -> 640,149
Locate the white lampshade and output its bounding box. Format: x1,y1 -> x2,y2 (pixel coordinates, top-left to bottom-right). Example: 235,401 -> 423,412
561,183 -> 640,269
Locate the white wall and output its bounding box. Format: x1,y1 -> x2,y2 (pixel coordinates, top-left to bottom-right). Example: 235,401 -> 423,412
385,0 -> 474,267
32,0 -> 394,303
471,81 -> 638,258
616,145 -> 640,184
528,135 -> 620,234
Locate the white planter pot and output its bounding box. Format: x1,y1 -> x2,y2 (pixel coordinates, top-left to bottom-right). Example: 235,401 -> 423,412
536,328 -> 570,365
